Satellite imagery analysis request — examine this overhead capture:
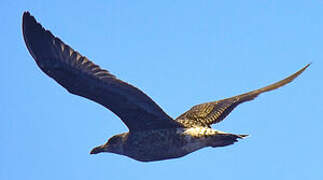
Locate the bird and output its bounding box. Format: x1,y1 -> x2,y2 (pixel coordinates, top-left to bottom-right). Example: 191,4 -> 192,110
22,11 -> 309,162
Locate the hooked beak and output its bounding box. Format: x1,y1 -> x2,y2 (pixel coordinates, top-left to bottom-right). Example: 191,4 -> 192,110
90,145 -> 105,154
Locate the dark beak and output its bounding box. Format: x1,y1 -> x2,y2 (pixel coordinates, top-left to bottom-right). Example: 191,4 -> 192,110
90,145 -> 105,154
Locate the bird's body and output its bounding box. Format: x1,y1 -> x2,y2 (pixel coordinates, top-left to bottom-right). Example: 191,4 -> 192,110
95,128 -> 245,162
22,11 -> 309,162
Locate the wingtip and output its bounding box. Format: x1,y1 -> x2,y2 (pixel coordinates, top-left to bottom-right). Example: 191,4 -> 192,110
295,63 -> 311,77
22,11 -> 33,24
22,11 -> 56,63
23,11 -> 30,17
22,11 -> 41,29
22,11 -> 35,34
304,63 -> 311,69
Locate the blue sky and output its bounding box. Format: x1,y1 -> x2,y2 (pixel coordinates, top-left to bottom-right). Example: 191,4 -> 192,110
1,0 -> 322,179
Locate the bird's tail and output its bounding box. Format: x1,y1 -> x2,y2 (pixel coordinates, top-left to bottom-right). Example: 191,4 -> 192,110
209,132 -> 248,148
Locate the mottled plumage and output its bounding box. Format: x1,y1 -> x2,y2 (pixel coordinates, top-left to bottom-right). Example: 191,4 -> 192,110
175,65 -> 309,128
23,12 -> 309,162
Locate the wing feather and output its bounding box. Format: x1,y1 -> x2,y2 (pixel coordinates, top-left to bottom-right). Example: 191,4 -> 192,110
176,64 -> 310,127
23,12 -> 181,131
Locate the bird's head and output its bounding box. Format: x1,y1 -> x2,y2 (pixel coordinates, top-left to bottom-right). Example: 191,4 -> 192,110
90,134 -> 125,155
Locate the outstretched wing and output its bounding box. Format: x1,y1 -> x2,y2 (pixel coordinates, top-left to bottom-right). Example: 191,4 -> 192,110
176,64 -> 310,127
23,12 -> 181,131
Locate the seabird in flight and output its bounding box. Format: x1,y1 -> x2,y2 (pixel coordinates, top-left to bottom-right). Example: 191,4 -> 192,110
22,12 -> 309,162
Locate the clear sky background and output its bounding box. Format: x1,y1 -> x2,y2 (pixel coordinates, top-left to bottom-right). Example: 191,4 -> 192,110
1,0 -> 322,179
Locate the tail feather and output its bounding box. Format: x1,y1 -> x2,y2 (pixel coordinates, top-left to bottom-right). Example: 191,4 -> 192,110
210,133 -> 248,147
238,134 -> 249,138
